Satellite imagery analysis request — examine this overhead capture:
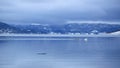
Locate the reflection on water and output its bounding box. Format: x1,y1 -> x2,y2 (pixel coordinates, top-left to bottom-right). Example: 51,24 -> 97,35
0,37 -> 120,68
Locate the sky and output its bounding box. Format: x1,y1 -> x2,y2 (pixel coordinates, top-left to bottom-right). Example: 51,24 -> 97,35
0,0 -> 120,24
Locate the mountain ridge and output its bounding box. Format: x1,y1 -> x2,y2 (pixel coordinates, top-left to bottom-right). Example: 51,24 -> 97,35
0,22 -> 120,34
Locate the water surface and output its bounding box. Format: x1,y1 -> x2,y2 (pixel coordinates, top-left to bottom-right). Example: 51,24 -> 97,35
0,37 -> 120,68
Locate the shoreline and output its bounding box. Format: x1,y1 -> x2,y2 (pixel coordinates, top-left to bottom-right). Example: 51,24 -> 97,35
0,34 -> 120,37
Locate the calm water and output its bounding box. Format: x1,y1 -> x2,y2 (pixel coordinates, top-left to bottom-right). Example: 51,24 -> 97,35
0,37 -> 120,68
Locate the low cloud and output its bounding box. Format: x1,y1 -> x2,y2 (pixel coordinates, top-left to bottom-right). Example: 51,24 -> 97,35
0,0 -> 120,24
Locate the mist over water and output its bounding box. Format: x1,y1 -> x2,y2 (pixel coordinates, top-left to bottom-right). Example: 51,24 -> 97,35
0,37 -> 120,68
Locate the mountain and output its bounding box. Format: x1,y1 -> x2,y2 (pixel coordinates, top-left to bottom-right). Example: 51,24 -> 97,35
1,22 -> 120,34
63,23 -> 120,34
0,22 -> 23,33
0,22 -> 15,33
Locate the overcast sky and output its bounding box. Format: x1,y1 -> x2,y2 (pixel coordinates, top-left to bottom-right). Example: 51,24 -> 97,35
0,0 -> 120,24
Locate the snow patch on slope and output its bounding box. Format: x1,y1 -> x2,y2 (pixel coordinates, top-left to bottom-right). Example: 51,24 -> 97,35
110,31 -> 120,35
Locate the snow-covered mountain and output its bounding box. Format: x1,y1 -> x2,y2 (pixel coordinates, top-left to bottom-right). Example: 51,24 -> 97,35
0,22 -> 120,34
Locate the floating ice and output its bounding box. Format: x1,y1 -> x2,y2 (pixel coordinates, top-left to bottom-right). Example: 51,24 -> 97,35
84,38 -> 88,42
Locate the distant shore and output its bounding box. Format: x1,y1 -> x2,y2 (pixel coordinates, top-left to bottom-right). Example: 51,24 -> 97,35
0,34 -> 120,37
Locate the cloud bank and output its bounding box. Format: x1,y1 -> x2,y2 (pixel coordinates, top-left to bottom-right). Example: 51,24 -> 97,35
0,0 -> 120,24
